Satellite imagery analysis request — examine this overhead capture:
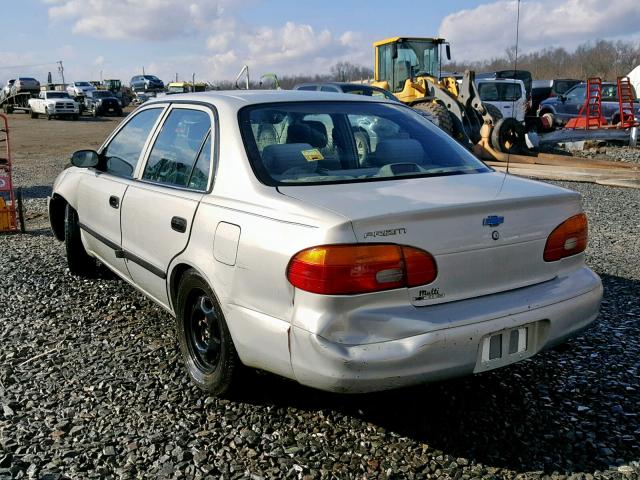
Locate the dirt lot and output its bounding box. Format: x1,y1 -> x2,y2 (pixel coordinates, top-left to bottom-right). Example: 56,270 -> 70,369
7,108 -> 131,193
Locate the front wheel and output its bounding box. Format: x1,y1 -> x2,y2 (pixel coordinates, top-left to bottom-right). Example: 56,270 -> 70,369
30,110 -> 38,119
64,204 -> 96,276
176,270 -> 241,397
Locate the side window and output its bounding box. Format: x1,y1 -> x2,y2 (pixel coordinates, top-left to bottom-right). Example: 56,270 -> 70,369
566,86 -> 585,102
320,86 -> 338,92
188,134 -> 212,190
103,108 -> 162,178
296,86 -> 317,91
142,108 -> 211,189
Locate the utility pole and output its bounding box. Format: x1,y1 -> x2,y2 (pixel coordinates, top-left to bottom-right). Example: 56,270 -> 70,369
192,73 -> 195,86
57,60 -> 65,86
142,66 -> 145,75
175,73 -> 178,82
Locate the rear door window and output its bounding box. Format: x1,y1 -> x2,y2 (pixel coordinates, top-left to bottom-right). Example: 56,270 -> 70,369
142,108 -> 212,189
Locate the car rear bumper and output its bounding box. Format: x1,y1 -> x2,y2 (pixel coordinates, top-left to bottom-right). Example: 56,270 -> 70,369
288,267 -> 602,393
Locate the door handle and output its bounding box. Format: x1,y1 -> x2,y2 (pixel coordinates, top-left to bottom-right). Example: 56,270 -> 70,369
109,195 -> 119,209
171,216 -> 187,233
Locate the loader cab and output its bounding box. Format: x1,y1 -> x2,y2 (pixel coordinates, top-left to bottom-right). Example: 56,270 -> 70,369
374,37 -> 448,94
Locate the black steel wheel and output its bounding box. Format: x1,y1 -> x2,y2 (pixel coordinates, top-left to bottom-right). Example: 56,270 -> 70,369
176,270 -> 240,396
64,204 -> 96,276
491,117 -> 526,154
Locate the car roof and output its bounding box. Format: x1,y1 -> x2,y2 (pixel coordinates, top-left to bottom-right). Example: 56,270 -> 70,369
144,89 -> 395,109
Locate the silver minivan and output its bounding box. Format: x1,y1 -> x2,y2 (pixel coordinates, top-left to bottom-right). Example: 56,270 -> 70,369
476,78 -> 527,122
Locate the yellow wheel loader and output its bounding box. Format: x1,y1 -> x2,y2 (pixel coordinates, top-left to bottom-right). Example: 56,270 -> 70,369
371,37 -> 526,154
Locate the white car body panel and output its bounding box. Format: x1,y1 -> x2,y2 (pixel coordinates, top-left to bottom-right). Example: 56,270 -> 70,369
49,90 -> 602,393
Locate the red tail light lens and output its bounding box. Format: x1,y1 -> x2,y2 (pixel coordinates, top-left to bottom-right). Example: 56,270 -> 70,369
543,213 -> 588,262
287,244 -> 437,295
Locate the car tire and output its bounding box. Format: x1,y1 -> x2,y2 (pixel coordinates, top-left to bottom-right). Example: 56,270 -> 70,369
72,114 -> 78,121
46,110 -> 51,120
64,204 -> 96,276
491,117 -> 526,154
176,270 -> 241,397
92,109 -> 98,118
413,102 -> 454,136
30,110 -> 38,119
116,109 -> 123,117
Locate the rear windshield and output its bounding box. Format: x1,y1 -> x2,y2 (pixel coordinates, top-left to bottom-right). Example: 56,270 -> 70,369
19,77 -> 37,82
239,101 -> 490,186
92,91 -> 113,98
478,82 -> 523,102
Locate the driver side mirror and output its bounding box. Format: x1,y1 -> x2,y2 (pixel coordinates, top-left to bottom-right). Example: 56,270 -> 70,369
558,94 -> 566,102
71,149 -> 99,168
445,44 -> 451,61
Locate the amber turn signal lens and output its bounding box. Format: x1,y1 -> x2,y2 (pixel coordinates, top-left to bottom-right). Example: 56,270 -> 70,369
543,213 -> 588,262
287,244 -> 437,295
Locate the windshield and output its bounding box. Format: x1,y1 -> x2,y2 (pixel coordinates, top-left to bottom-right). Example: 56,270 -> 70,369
47,92 -> 71,98
92,91 -> 113,98
239,101 -> 490,186
144,75 -> 160,81
378,40 -> 440,93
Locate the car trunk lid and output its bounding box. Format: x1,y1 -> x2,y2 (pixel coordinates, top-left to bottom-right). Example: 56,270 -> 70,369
279,172 -> 583,306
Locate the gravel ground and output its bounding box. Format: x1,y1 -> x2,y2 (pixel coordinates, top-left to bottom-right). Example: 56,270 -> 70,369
1,139 -> 639,478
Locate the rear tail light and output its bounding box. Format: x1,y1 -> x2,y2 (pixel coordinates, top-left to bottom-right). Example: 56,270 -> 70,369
543,213 -> 588,262
287,244 -> 437,295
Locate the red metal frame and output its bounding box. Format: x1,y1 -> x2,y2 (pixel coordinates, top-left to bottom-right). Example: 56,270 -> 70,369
617,76 -> 637,128
570,77 -> 604,129
0,113 -> 18,232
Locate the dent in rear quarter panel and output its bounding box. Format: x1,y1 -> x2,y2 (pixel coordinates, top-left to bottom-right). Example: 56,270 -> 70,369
168,195 -> 356,380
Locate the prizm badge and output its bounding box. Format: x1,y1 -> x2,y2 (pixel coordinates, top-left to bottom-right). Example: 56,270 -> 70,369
364,227 -> 407,239
483,215 -> 504,227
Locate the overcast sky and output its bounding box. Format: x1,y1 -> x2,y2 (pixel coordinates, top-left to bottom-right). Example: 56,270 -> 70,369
2,0 -> 640,86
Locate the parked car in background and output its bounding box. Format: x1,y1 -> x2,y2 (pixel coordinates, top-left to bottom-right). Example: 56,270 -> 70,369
66,81 -> 96,98
477,70 -> 532,111
29,91 -> 79,120
475,78 -> 527,122
130,75 -> 164,92
293,82 -> 400,101
531,79 -> 582,113
538,82 -> 640,126
0,80 -> 15,101
49,90 -> 601,396
83,90 -> 123,117
10,77 -> 40,95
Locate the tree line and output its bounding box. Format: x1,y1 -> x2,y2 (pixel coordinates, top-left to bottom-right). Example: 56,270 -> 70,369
444,39 -> 640,81
208,39 -> 640,90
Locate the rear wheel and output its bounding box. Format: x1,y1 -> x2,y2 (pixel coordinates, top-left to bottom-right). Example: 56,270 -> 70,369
30,110 -> 38,119
64,204 -> 96,276
491,118 -> 526,154
176,270 -> 241,397
413,102 -> 454,136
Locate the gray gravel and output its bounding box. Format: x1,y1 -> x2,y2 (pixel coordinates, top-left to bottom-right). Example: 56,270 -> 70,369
1,179 -> 639,480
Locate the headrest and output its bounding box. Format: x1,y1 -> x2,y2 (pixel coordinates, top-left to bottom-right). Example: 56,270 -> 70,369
262,143 -> 315,175
287,120 -> 328,148
373,138 -> 424,166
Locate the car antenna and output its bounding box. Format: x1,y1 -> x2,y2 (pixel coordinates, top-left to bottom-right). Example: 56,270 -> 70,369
506,0 -> 521,175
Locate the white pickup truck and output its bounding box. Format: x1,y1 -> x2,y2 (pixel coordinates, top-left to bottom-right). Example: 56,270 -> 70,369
29,91 -> 79,120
